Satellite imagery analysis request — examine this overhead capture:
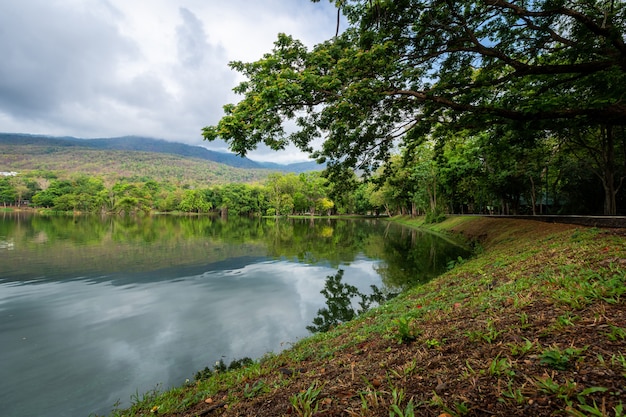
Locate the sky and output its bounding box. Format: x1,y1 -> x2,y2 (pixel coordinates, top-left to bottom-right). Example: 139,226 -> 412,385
0,0 -> 340,163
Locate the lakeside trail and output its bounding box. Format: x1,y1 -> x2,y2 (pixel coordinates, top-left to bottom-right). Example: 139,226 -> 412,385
109,216 -> 626,417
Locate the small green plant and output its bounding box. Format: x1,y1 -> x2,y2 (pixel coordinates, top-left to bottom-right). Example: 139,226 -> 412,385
487,355 -> 514,377
518,312 -> 531,329
357,387 -> 380,413
500,380 -> 525,405
508,338 -> 535,356
394,315 -> 420,343
243,380 -> 267,398
389,387 -> 415,417
447,256 -> 466,270
557,312 -> 578,327
533,375 -> 577,402
393,359 -> 418,378
466,319 -> 502,343
611,353 -> 626,378
605,325 -> 626,341
539,346 -> 586,371
568,388 -> 619,417
424,338 -> 444,348
290,382 -> 323,417
453,402 -> 470,416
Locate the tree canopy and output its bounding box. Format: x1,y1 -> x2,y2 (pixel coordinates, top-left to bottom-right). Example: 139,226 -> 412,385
203,0 -> 626,212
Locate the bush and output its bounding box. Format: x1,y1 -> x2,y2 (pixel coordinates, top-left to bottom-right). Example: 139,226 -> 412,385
425,209 -> 446,224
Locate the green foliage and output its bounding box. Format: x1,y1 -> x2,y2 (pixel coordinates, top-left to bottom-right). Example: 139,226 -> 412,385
605,325 -> 626,342
243,380 -> 267,399
289,382 -> 323,417
389,387 -> 415,417
539,346 -> 586,371
203,0 -> 626,214
394,314 -> 420,344
466,319 -> 502,344
487,355 -> 515,377
0,177 -> 17,205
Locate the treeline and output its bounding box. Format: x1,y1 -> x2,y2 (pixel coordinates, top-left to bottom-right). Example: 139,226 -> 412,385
364,132 -> 621,218
0,170 -> 341,216
1,129 -> 617,218
0,144 -> 270,187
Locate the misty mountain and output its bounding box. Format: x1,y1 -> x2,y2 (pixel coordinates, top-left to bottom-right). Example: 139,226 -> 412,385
0,133 -> 323,173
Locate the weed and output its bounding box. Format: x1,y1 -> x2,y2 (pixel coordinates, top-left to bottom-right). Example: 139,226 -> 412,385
453,402 -> 470,416
466,318 -> 502,343
557,312 -> 579,327
356,387 -> 380,413
397,359 -> 418,377
500,380 -> 525,405
462,360 -> 478,379
549,268 -> 626,308
394,315 -> 420,344
508,338 -> 535,356
605,325 -> 626,341
424,338 -> 444,348
611,353 -> 626,378
518,311 -> 531,329
487,355 -> 515,377
447,256 -> 466,270
389,388 -> 415,417
540,346 -> 586,371
575,386 -> 610,413
533,375 -> 577,402
289,382 -> 323,417
243,380 -> 267,398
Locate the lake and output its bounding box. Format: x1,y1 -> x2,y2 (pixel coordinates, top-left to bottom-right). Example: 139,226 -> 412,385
0,214 -> 468,417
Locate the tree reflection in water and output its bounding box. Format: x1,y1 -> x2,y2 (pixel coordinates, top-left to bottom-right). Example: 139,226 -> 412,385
307,269 -> 398,333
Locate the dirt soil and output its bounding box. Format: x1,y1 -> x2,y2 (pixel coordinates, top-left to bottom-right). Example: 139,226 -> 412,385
161,218 -> 626,417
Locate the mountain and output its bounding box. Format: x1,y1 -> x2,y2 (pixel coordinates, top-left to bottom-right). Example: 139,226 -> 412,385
0,133 -> 323,173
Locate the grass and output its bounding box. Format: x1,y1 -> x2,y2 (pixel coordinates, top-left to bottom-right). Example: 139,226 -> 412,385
99,215 -> 626,417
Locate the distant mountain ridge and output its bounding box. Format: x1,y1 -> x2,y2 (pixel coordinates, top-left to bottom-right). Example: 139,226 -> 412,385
0,133 -> 323,173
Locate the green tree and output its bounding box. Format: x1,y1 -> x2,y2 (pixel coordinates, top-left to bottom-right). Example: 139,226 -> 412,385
265,173 -> 301,215
299,172 -> 328,215
111,181 -> 151,214
179,189 -> 212,213
203,0 -> 626,213
0,177 -> 17,206
32,179 -> 73,208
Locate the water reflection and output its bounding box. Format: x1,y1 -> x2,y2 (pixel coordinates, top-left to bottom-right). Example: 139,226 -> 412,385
0,214 -> 468,417
307,269 -> 398,333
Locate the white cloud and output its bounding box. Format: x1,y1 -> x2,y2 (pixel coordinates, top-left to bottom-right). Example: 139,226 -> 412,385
0,0 -> 338,162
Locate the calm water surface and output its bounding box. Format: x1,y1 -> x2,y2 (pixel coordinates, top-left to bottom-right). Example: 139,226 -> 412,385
0,214 -> 468,417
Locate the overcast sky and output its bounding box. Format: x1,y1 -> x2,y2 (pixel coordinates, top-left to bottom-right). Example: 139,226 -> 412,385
0,0 -> 339,163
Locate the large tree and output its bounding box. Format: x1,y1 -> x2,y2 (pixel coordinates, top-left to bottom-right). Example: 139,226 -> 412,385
203,0 -> 626,213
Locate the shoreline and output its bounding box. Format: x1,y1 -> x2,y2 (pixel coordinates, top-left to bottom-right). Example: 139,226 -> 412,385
100,215 -> 626,417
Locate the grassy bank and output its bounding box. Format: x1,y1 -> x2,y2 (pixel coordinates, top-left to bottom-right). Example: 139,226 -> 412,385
103,216 -> 626,417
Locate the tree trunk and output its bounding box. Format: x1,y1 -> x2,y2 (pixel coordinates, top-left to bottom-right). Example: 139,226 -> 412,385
529,176 -> 537,215
600,125 -> 621,215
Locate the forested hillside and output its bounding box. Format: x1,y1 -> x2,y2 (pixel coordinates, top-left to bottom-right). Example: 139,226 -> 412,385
0,133 -> 323,173
0,142 -> 269,186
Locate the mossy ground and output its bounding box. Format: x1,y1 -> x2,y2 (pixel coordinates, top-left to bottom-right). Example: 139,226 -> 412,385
104,216 -> 626,417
